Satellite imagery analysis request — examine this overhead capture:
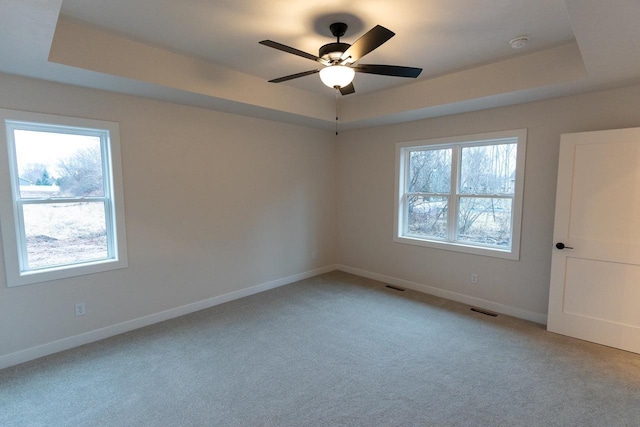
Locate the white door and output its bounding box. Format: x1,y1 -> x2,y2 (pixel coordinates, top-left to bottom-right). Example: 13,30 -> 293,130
548,127 -> 640,354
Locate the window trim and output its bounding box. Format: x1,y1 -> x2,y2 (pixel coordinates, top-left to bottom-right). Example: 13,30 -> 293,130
394,129 -> 527,260
0,109 -> 128,287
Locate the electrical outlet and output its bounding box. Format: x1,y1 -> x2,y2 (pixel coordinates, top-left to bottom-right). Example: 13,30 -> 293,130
470,274 -> 478,284
75,302 -> 86,316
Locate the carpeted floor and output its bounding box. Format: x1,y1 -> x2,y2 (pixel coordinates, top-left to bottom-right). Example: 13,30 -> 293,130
2,271 -> 639,426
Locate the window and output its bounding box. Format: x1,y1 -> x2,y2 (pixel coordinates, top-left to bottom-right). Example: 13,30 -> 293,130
395,129 -> 526,260
0,110 -> 127,286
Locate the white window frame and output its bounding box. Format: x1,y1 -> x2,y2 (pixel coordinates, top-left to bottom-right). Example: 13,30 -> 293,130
394,129 -> 526,260
0,109 -> 128,287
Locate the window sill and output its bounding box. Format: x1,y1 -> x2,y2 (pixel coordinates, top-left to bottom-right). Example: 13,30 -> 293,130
393,235 -> 520,260
7,257 -> 128,287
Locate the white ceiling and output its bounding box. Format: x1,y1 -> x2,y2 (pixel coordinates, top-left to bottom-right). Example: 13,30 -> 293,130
59,0 -> 575,96
1,1 -> 640,130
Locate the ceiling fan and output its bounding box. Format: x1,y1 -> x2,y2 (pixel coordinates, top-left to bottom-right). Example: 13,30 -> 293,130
259,22 -> 422,95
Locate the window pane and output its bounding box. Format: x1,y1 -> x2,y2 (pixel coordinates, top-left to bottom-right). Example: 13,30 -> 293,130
13,130 -> 104,199
457,197 -> 512,247
22,202 -> 108,270
459,143 -> 517,194
408,149 -> 452,193
406,196 -> 448,239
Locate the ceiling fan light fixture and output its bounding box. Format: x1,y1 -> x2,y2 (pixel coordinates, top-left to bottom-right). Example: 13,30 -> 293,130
319,65 -> 355,89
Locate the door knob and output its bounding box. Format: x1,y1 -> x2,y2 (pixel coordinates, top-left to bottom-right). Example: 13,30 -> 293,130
555,242 -> 573,250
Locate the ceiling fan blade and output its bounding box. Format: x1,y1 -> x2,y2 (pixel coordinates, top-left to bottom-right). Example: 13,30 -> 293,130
352,64 -> 422,78
259,40 -> 329,65
339,82 -> 355,96
268,69 -> 320,83
339,25 -> 395,63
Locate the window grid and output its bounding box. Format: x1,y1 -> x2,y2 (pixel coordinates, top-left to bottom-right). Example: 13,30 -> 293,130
6,122 -> 116,273
395,130 -> 526,260
0,110 -> 127,287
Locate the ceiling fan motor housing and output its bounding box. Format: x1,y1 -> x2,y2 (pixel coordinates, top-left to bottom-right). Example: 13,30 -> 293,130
319,42 -> 350,62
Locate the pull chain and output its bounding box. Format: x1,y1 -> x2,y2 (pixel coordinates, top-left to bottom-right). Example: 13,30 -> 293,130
335,87 -> 340,135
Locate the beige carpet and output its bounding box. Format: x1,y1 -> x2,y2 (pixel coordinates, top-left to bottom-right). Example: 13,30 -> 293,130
2,271 -> 639,426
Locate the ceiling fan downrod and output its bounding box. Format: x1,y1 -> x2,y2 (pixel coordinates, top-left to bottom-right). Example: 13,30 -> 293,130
319,22 -> 351,63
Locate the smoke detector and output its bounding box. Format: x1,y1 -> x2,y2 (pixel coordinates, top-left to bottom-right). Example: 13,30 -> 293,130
509,36 -> 529,49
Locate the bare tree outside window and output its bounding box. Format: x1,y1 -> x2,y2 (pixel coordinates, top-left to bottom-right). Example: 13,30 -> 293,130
14,130 -> 108,270
56,145 -> 104,197
458,144 -> 516,246
404,142 -> 517,248
406,149 -> 451,238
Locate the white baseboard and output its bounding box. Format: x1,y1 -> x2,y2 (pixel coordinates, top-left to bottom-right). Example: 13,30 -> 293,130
336,264 -> 548,325
1,263 -> 546,370
0,265 -> 339,370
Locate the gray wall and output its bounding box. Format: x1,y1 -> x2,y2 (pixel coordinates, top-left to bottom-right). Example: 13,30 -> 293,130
337,84 -> 640,320
0,73 -> 337,359
3,69 -> 640,365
